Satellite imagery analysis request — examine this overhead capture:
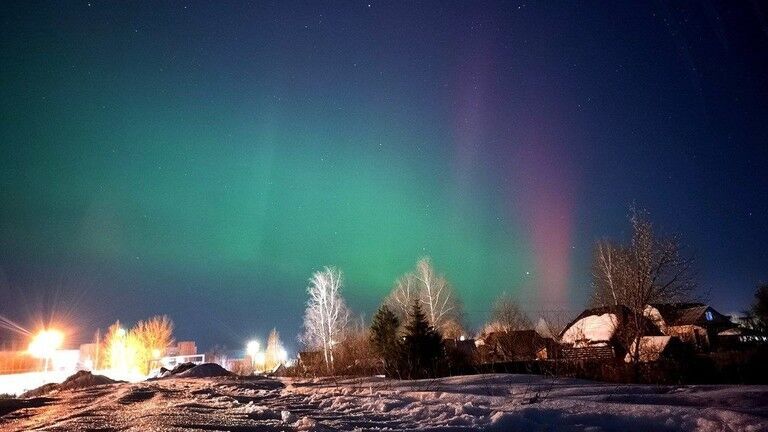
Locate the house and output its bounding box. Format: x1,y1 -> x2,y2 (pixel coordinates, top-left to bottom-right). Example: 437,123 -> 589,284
297,351 -> 324,373
716,327 -> 768,350
444,337 -> 477,358
644,303 -> 734,351
161,341 -> 198,357
624,336 -> 690,363
477,330 -> 556,363
559,305 -> 660,361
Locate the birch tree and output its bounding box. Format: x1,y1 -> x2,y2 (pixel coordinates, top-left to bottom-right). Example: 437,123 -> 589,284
386,272 -> 419,322
591,240 -> 629,307
415,257 -> 461,332
301,266 -> 351,372
385,257 -> 463,336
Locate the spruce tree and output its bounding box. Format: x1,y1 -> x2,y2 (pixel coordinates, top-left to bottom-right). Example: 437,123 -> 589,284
370,305 -> 401,376
403,300 -> 443,379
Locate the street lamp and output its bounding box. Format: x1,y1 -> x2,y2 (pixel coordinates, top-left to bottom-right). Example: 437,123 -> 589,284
28,329 -> 64,372
246,340 -> 260,368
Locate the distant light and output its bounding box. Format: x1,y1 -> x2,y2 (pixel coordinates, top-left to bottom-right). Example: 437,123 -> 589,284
246,340 -> 260,357
460,335 -> 466,341
28,329 -> 64,359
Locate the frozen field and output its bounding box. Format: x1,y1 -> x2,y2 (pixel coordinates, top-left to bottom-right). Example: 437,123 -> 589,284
1,373 -> 767,431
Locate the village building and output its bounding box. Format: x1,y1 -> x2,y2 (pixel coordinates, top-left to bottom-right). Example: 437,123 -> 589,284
644,303 -> 734,351
476,330 -> 557,363
716,327 -> 768,350
623,336 -> 690,363
559,305 -> 660,361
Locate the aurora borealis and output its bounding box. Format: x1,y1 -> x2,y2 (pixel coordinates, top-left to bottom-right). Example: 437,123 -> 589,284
1,2 -> 767,350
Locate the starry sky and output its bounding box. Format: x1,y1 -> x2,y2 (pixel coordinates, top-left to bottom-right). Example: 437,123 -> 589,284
1,1 -> 767,352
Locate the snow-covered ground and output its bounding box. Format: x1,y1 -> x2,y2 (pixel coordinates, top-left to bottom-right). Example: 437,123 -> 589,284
1,373 -> 766,431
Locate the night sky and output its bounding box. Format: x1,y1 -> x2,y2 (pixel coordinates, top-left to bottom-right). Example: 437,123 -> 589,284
1,1 -> 767,352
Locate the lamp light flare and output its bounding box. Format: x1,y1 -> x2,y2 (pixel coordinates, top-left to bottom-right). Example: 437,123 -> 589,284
28,329 -> 64,359
246,340 -> 260,357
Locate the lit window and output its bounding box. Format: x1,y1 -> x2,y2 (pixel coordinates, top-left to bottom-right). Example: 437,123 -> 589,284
705,311 -> 713,321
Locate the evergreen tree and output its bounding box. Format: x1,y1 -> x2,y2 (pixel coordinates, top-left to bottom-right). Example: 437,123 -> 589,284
370,305 -> 401,377
402,300 -> 443,379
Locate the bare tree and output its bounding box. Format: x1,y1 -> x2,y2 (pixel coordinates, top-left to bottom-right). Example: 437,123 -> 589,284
301,266 -> 351,372
591,240 -> 629,307
592,208 -> 695,309
98,320 -> 124,370
488,293 -> 532,332
440,318 -> 466,340
385,257 -> 463,336
133,315 -> 175,374
415,257 -> 460,332
591,207 -> 695,369
386,272 -> 419,322
265,328 -> 284,372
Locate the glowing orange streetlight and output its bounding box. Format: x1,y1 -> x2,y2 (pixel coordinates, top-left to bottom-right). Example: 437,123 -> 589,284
28,329 -> 64,372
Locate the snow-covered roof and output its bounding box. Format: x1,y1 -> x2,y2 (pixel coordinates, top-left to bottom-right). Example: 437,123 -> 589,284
561,313 -> 618,345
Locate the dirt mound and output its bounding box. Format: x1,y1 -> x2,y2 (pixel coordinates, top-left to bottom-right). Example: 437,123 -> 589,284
175,363 -> 231,378
21,371 -> 120,397
156,362 -> 197,378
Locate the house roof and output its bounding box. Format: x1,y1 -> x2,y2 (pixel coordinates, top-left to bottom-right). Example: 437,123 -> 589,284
718,327 -> 765,337
483,330 -> 553,358
648,303 -> 732,327
561,313 -> 619,345
485,330 -> 545,347
560,305 -> 661,344
560,305 -> 632,339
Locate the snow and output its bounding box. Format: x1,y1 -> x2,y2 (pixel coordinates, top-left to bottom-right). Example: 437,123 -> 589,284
1,373 -> 766,431
561,313 -> 619,346
0,370 -> 75,396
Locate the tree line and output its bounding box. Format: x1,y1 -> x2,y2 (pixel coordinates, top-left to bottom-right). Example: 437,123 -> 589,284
298,206 -> 768,379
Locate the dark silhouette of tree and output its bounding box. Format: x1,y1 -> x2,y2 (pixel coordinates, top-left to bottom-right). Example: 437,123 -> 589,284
402,300 -> 443,379
750,284 -> 768,331
369,305 -> 402,377
590,206 -> 695,375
